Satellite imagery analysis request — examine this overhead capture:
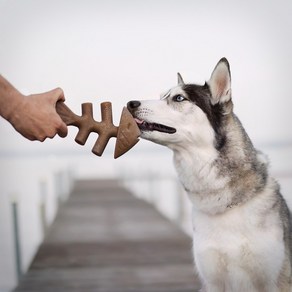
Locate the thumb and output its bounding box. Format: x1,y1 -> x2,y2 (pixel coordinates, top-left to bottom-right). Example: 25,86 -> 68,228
57,119 -> 68,138
49,87 -> 65,104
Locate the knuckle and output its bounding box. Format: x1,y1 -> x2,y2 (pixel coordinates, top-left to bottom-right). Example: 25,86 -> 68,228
48,134 -> 56,139
39,136 -> 46,142
55,119 -> 63,128
55,87 -> 64,95
48,88 -> 65,103
54,87 -> 65,100
37,131 -> 48,142
48,128 -> 57,139
54,122 -> 64,137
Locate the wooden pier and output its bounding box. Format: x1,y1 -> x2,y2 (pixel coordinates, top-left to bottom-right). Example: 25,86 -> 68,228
14,179 -> 201,291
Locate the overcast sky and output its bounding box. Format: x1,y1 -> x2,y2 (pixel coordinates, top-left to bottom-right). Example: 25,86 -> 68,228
0,0 -> 292,155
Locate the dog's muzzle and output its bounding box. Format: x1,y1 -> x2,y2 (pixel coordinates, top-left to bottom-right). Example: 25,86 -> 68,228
127,100 -> 176,134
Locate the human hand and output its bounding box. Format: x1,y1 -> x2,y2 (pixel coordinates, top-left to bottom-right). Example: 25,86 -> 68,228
8,88 -> 68,141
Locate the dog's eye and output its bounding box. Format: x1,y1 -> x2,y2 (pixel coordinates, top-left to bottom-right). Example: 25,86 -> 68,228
173,95 -> 186,102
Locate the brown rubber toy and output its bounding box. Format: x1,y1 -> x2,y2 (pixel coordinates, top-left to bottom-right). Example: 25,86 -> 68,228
56,101 -> 140,158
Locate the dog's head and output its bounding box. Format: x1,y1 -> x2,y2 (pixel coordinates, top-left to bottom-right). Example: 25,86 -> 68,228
127,58 -> 233,151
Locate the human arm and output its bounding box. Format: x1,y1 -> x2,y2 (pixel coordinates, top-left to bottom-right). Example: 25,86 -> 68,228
0,75 -> 67,141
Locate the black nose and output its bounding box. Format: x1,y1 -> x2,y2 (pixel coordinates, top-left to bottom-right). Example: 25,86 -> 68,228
127,100 -> 141,110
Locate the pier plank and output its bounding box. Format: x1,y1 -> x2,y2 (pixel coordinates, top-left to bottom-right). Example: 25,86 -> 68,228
14,179 -> 200,291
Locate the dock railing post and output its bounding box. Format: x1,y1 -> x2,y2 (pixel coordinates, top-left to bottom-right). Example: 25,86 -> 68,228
10,193 -> 22,282
39,179 -> 48,237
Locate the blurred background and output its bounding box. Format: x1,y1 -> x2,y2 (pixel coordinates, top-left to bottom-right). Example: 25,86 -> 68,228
0,0 -> 292,291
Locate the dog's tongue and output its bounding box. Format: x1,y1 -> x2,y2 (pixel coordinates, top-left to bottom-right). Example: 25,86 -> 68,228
135,118 -> 144,124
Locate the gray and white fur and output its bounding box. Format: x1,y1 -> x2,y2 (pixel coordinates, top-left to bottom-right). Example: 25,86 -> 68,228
127,58 -> 292,291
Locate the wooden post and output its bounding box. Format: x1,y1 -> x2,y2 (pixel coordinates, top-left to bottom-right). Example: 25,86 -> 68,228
39,179 -> 48,237
11,196 -> 22,281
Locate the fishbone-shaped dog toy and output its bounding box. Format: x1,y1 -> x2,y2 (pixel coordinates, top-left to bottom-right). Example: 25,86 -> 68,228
56,101 -> 140,158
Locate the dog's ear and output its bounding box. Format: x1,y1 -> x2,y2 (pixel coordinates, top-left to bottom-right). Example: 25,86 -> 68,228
207,58 -> 231,105
177,72 -> 185,85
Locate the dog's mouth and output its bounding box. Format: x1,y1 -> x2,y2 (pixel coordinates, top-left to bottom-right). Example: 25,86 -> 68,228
135,118 -> 176,134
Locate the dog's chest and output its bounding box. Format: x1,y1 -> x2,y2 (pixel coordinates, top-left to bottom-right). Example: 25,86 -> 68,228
192,206 -> 285,286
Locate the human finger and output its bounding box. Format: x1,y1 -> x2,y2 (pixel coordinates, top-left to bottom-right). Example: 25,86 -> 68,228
47,87 -> 65,104
57,120 -> 68,138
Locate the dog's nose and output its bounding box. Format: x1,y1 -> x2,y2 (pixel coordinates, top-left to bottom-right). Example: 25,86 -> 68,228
127,100 -> 141,110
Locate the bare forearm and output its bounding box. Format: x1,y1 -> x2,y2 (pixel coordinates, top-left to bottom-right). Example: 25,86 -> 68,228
0,75 -> 24,121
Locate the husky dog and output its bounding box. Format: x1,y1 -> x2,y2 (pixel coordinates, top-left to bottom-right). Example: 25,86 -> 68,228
127,58 -> 292,291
